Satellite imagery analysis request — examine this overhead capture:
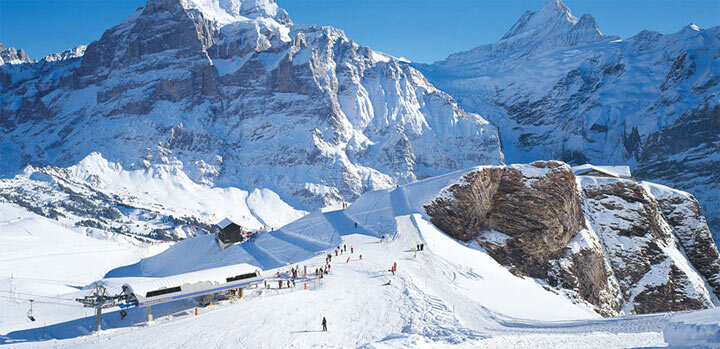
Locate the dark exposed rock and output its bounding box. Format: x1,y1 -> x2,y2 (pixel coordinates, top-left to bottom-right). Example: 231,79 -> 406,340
426,162 -> 718,316
581,177 -> 715,314
632,265 -> 707,314
651,186 -> 720,300
425,162 -> 618,313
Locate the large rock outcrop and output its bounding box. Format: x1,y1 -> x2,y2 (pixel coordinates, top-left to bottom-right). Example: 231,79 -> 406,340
425,161 -> 720,316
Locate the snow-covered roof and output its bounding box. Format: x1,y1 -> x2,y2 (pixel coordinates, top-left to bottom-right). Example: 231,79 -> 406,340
105,263 -> 261,297
573,164 -> 631,178
218,218 -> 234,229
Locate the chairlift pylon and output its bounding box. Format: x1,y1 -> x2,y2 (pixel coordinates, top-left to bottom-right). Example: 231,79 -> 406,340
27,299 -> 36,322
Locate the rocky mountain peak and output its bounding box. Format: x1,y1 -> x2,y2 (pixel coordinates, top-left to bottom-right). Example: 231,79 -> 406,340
42,45 -> 87,63
0,43 -> 32,65
145,0 -> 289,25
686,22 -> 701,31
435,0 -> 615,66
501,0 -> 577,41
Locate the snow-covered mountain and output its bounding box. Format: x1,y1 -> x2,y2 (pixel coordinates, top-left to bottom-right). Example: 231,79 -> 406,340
41,45 -> 87,63
416,0 -> 720,237
0,0 -> 502,213
0,43 -> 31,65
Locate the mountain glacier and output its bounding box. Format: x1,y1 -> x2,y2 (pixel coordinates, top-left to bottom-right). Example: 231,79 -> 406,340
0,0 -> 502,211
417,0 -> 720,236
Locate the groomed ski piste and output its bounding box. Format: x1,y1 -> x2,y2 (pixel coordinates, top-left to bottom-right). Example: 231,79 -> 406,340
2,168 -> 719,348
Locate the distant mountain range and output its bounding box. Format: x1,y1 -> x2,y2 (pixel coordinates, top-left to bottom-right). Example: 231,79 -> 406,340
416,0 -> 720,237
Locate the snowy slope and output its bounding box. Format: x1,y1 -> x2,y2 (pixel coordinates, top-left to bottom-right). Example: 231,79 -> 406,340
0,202 -> 166,337
5,165 -> 720,347
0,153 -> 306,242
105,167 -> 482,276
0,204 -> 674,348
106,161 -> 720,317
417,0 -> 720,236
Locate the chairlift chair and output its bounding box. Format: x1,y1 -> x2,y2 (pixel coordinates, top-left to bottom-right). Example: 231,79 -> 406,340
27,300 -> 36,322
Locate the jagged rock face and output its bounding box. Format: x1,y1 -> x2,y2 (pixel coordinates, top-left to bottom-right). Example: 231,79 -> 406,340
0,43 -> 32,65
644,182 -> 720,301
580,177 -> 716,314
0,0 -> 502,211
417,0 -> 720,238
426,162 -> 719,316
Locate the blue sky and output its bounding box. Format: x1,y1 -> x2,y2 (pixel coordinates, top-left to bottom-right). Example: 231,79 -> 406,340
1,0 -> 719,63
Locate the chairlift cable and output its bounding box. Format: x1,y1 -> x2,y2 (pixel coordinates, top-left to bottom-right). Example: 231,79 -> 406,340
0,290 -> 78,301
0,294 -> 85,308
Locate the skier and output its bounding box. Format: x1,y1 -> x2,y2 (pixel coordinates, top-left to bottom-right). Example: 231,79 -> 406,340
354,222 -> 358,229
322,317 -> 327,332
278,280 -> 283,289
335,249 -> 338,257
420,243 -> 424,251
350,247 -> 354,254
359,254 -> 362,260
343,244 -> 346,252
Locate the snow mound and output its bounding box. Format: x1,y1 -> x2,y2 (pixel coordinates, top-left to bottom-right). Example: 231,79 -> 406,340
664,308 -> 720,348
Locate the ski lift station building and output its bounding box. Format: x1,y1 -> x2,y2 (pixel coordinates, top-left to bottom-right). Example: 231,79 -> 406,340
106,263 -> 262,308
